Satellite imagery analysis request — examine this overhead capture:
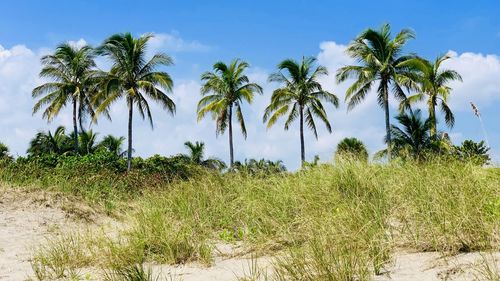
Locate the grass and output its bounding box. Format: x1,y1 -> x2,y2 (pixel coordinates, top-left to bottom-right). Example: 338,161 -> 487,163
473,253 -> 500,281
2,160 -> 498,280
103,264 -> 161,281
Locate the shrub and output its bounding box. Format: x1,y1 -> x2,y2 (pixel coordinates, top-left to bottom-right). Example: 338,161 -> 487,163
454,140 -> 491,166
335,137 -> 369,162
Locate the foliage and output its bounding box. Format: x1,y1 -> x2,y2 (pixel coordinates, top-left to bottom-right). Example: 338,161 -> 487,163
27,126 -> 125,158
95,33 -> 175,170
27,126 -> 74,156
454,140 -> 491,166
336,23 -> 417,159
264,56 -> 338,164
32,43 -> 98,152
0,142 -> 9,158
335,137 -> 369,162
400,54 -> 462,136
182,141 -> 226,170
103,264 -> 160,281
388,109 -> 433,160
197,59 -> 262,167
233,158 -> 287,175
375,109 -> 455,161
98,134 -> 127,157
0,142 -> 13,165
76,129 -> 99,155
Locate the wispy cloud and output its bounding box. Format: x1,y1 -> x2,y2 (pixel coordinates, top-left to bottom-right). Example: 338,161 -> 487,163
148,32 -> 211,53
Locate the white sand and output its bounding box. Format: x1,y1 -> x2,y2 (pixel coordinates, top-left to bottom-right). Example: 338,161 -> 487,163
0,187 -> 498,281
0,188 -> 71,281
375,251 -> 499,281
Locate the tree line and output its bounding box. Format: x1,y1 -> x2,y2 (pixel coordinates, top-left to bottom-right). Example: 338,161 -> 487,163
28,23 -> 485,170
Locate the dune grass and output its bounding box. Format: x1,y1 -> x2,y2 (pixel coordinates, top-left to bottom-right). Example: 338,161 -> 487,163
4,160 -> 498,280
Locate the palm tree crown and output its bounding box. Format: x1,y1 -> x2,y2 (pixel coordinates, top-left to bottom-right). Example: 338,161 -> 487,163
32,43 -> 97,152
183,141 -> 226,170
400,54 -> 462,137
335,137 -> 369,162
95,33 -> 175,170
0,142 -> 10,160
197,59 -> 263,167
264,56 -> 338,165
336,23 -> 416,160
99,135 -> 126,157
27,126 -> 72,156
377,109 -> 433,161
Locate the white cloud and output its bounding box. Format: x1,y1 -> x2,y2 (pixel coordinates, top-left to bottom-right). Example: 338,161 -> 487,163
0,44 -> 69,156
444,51 -> 500,110
148,32 -> 211,53
67,39 -> 88,49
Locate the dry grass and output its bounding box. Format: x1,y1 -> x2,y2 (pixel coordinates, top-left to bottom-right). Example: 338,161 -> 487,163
9,160 -> 499,280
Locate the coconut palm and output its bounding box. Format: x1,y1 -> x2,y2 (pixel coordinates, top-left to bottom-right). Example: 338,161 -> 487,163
99,135 -> 126,157
264,56 -> 339,165
233,158 -> 286,174
454,140 -> 490,166
77,130 -> 98,155
335,137 -> 369,162
376,109 -> 432,161
32,43 -> 97,153
183,141 -> 226,170
336,23 -> 417,160
197,59 -> 262,167
27,126 -> 72,156
400,55 -> 462,137
95,33 -> 175,170
0,142 -> 11,160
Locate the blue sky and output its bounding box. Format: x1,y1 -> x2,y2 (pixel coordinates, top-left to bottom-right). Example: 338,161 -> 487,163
1,1 -> 499,169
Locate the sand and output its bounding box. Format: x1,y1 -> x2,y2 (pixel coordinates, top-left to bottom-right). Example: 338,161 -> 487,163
0,188 -> 71,281
0,187 -> 498,281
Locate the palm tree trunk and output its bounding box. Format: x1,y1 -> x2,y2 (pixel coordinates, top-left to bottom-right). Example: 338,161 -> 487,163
383,84 -> 392,160
228,105 -> 234,167
79,112 -> 85,134
429,101 -> 437,138
299,105 -> 305,166
72,98 -> 79,154
127,98 -> 133,171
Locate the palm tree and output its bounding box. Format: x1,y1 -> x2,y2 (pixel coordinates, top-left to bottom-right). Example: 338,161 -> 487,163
183,141 -> 226,170
197,59 -> 262,167
27,126 -> 72,156
77,130 -> 98,155
0,142 -> 11,160
400,55 -> 462,137
233,158 -> 286,174
335,137 -> 369,162
95,33 -> 175,170
32,43 -> 97,153
454,140 -> 490,166
99,135 -> 126,157
336,23 -> 417,160
264,57 -> 339,165
376,109 -> 432,160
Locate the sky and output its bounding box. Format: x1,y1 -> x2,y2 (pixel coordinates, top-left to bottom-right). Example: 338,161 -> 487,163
1,0 -> 500,170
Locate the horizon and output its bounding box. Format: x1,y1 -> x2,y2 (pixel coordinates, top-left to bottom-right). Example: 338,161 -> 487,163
1,1 -> 500,169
